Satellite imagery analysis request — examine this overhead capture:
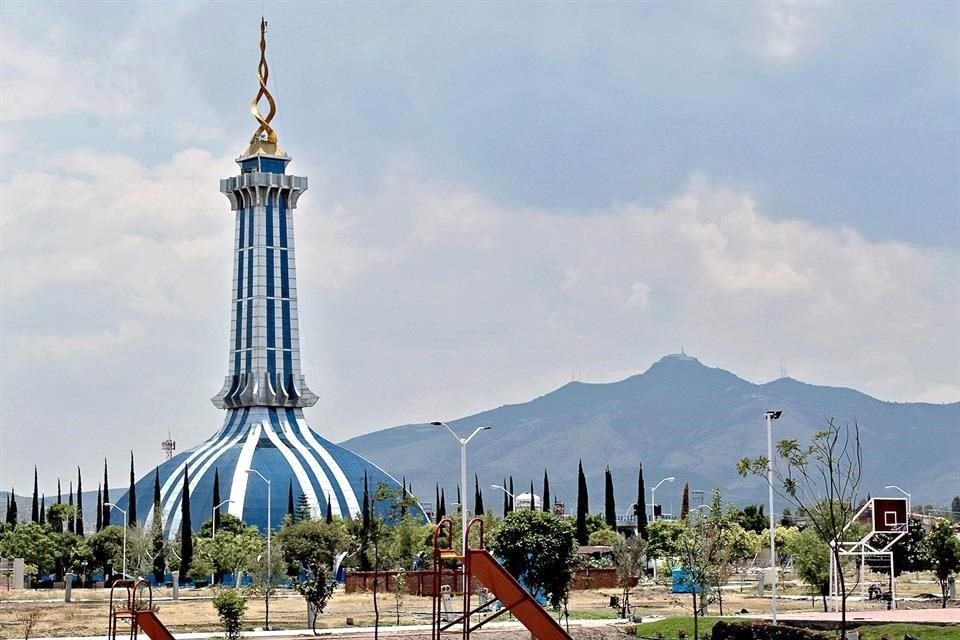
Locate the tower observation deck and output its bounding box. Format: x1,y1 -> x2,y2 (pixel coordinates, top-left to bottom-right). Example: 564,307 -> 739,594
115,19 -> 422,537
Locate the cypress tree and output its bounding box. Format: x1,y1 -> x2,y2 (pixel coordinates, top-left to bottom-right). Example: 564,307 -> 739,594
179,465 -> 193,580
102,459 -> 111,528
359,472 -> 371,571
636,464 -> 648,540
6,489 -> 16,526
457,485 -> 461,512
57,480 -> 62,504
296,493 -> 310,522
400,476 -> 407,517
213,469 -> 222,531
40,494 -> 46,525
68,481 -> 74,533
604,466 -> 616,529
31,467 -> 39,523
152,468 -> 165,583
325,494 -> 333,524
680,482 -> 690,520
128,452 -> 137,526
508,477 -> 515,513
96,484 -> 103,532
474,474 -> 484,516
76,467 -> 85,536
502,477 -> 509,517
542,469 -> 551,514
438,488 -> 446,519
286,479 -> 294,520
576,460 -> 588,545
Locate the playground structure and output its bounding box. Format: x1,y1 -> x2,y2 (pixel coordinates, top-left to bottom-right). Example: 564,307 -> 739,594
431,517 -> 572,640
830,496 -> 909,611
108,578 -> 174,640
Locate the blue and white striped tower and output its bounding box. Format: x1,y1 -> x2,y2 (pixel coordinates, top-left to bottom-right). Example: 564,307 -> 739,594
117,20 -> 421,536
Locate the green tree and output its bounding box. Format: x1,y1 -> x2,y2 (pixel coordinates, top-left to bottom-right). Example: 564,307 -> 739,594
737,504 -> 768,534
951,496 -> 960,524
636,465 -> 648,540
96,485 -> 103,532
128,453 -> 137,527
873,517 -> 928,577
246,541 -> 285,631
0,522 -> 59,577
90,525 -> 125,580
576,460 -> 589,545
31,468 -> 39,524
542,470 -> 551,514
473,474 -> 484,517
604,467 -> 616,529
588,528 -> 620,546
491,509 -> 576,609
102,460 -> 111,528
738,417 -> 864,634
786,526 -> 830,610
680,482 -> 690,520
75,468 -> 84,537
924,517 -> 960,608
179,467 -> 193,581
212,589 -> 247,640
151,468 -> 165,583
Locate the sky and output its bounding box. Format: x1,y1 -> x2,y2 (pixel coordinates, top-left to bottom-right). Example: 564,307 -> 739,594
1,1 -> 958,496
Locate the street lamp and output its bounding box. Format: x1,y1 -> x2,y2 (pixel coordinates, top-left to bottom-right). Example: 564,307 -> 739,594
490,484 -> 517,512
885,485 -> 911,520
104,503 -> 127,580
765,409 -> 782,625
651,476 -> 675,522
432,421 -> 490,557
210,499 -> 234,586
245,469 -> 271,630
650,477 -> 674,582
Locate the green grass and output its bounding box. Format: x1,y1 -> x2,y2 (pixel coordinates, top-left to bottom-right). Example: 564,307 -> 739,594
850,623 -> 960,640
633,617 -> 960,640
634,616 -> 724,638
565,610 -> 620,620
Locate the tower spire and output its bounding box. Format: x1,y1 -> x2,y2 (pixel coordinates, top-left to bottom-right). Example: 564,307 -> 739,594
244,17 -> 282,157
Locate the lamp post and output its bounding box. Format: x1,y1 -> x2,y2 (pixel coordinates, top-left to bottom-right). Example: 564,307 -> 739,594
432,421 -> 490,557
650,477 -> 674,582
210,499 -> 234,586
104,503 -> 127,580
650,476 -> 675,522
245,469 -> 271,630
765,409 -> 782,625
490,484 -> 515,512
884,485 -> 911,520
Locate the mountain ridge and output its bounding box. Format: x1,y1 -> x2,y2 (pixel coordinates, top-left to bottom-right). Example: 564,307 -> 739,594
342,354 -> 959,513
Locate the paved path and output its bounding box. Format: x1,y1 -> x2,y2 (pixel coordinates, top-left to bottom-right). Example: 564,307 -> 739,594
780,607 -> 960,625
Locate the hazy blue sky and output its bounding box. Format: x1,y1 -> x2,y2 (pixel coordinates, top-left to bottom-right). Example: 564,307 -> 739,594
1,1 -> 958,494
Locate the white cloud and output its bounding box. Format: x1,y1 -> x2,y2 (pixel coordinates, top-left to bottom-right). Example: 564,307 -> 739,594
755,0 -> 835,63
0,144 -> 957,494
0,29 -> 134,123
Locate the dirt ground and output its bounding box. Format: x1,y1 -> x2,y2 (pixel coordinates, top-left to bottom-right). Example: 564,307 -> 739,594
0,575 -> 951,639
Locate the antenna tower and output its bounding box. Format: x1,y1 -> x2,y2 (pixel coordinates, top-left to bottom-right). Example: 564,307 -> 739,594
161,430 -> 176,460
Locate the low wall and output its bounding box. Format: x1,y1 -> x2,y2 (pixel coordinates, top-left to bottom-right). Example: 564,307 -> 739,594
346,568 -> 630,594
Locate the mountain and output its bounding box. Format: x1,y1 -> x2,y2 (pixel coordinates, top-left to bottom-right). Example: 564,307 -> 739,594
342,354 -> 960,516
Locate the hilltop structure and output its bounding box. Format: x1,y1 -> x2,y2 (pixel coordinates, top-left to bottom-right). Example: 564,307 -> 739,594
117,20 -> 419,535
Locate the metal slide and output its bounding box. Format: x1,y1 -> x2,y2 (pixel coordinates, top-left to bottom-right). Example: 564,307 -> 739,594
133,611 -> 176,640
465,549 -> 572,640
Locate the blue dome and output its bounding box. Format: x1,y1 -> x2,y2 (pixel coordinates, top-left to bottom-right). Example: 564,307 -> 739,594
115,407 -> 423,536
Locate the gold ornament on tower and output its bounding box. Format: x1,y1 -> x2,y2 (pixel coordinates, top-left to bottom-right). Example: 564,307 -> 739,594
244,17 -> 284,157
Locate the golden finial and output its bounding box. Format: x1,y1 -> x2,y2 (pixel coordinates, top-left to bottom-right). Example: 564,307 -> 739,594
244,17 -> 283,156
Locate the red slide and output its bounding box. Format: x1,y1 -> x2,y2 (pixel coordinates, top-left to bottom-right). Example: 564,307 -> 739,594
466,549 -> 572,640
134,611 -> 176,640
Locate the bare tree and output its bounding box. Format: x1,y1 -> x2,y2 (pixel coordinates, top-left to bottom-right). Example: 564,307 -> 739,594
611,535 -> 646,619
738,417 -> 863,634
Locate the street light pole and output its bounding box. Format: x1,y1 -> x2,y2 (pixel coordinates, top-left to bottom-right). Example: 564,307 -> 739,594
432,422 -> 490,557
884,485 -> 911,519
649,477 -> 674,582
245,469 -> 271,630
765,409 -> 782,625
104,503 -> 127,580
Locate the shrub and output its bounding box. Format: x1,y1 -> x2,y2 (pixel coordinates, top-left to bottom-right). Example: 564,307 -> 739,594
710,621 -> 826,640
212,589 -> 247,640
